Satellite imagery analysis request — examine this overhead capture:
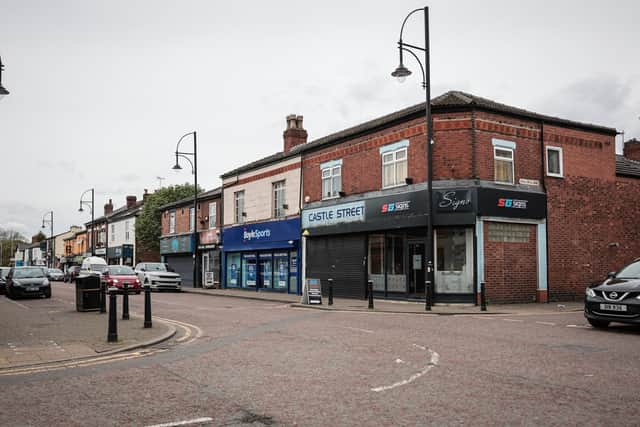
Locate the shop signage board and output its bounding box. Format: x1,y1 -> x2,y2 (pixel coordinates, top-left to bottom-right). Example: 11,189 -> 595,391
435,190 -> 473,213
160,235 -> 193,254
306,278 -> 322,304
477,188 -> 546,219
302,201 -> 365,229
222,218 -> 300,252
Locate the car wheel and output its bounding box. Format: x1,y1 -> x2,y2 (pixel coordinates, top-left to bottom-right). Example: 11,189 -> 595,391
587,318 -> 610,329
44,289 -> 52,298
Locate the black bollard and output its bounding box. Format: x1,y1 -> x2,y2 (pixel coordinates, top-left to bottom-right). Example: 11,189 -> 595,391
367,280 -> 374,310
144,283 -> 152,328
480,282 -> 487,311
99,280 -> 106,313
122,283 -> 130,320
108,287 -> 118,342
328,279 -> 333,306
425,280 -> 432,311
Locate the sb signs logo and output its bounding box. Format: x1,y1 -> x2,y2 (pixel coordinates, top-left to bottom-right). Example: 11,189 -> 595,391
381,201 -> 411,213
497,198 -> 528,209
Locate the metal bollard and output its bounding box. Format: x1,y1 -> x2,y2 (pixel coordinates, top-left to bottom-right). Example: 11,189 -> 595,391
144,283 -> 152,328
108,287 -> 118,342
425,280 -> 432,311
480,282 -> 487,311
122,283 -> 130,320
367,280 -> 374,310
328,279 -> 333,306
99,280 -> 106,313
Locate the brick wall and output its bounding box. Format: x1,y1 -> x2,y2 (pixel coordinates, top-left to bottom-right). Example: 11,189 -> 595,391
161,198 -> 220,236
483,222 -> 538,304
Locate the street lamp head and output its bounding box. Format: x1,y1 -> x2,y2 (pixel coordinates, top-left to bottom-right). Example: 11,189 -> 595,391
391,63 -> 412,83
172,162 -> 182,171
78,206 -> 84,213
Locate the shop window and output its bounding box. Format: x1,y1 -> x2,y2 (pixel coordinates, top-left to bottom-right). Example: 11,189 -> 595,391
546,146 -> 563,178
494,147 -> 514,185
242,253 -> 256,287
169,211 -> 176,234
259,253 -> 273,288
274,253 -> 288,289
209,202 -> 217,229
382,148 -> 408,188
321,164 -> 342,199
273,180 -> 286,218
289,251 -> 298,293
226,253 -> 241,287
368,234 -> 385,291
436,229 -> 467,271
234,191 -> 245,224
386,234 -> 406,292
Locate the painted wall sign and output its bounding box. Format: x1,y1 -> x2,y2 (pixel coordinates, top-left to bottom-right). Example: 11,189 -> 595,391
302,201 -> 366,229
435,190 -> 473,213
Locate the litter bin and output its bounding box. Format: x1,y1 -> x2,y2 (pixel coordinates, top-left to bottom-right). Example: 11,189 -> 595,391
75,274 -> 101,312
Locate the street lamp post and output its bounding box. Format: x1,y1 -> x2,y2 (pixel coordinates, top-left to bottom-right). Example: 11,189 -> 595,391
42,211 -> 54,268
79,188 -> 95,256
0,56 -> 9,99
391,6 -> 434,310
172,131 -> 199,288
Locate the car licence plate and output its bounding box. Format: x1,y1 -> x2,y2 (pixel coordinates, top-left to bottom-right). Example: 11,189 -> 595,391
600,303 -> 627,312
27,286 -> 39,292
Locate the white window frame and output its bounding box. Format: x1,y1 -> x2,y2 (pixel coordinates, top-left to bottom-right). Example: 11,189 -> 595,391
209,202 -> 217,230
189,207 -> 195,232
545,146 -> 564,178
234,191 -> 245,224
493,146 -> 515,185
273,180 -> 286,218
169,211 -> 176,234
382,147 -> 408,189
321,165 -> 342,199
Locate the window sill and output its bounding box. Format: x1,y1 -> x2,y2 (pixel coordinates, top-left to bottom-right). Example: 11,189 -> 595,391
546,173 -> 564,179
321,195 -> 340,201
382,183 -> 408,190
493,180 -> 515,186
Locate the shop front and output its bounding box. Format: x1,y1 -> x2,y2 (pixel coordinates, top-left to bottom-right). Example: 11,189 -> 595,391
160,234 -> 195,287
107,244 -> 134,266
222,218 -> 300,294
199,229 -> 221,288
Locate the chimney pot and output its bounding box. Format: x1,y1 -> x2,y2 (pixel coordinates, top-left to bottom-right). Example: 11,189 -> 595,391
126,195 -> 137,208
283,113 -> 308,153
104,199 -> 114,216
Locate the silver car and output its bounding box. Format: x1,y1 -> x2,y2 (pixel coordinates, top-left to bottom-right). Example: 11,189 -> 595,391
135,262 -> 182,291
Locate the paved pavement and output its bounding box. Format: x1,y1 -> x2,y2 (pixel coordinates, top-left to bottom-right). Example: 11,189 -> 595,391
182,286 -> 584,315
0,282 -> 174,370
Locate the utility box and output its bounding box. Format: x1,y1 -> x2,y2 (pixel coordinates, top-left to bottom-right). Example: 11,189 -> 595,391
75,274 -> 101,312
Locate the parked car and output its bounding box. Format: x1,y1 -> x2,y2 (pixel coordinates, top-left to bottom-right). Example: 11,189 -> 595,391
102,265 -> 142,294
64,266 -> 81,283
47,268 -> 65,281
80,256 -> 108,277
585,258 -> 640,328
0,267 -> 10,294
5,266 -> 51,299
135,262 -> 182,291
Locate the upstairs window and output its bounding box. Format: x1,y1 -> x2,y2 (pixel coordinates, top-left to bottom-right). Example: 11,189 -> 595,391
321,161 -> 342,199
209,202 -> 217,229
546,146 -> 563,178
494,147 -> 514,185
382,148 -> 408,188
189,207 -> 195,232
273,180 -> 286,218
125,220 -> 130,241
234,191 -> 245,224
111,224 -> 115,242
169,211 -> 176,234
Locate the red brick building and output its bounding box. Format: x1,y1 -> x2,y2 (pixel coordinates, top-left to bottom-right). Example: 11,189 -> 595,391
159,188 -> 222,287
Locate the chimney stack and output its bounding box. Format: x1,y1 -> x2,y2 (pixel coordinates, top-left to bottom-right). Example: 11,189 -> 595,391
623,138 -> 640,162
126,195 -> 137,208
283,114 -> 308,153
104,199 -> 114,216
143,189 -> 150,202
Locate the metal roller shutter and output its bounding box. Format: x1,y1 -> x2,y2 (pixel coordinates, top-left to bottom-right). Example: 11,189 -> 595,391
306,235 -> 366,299
165,255 -> 193,287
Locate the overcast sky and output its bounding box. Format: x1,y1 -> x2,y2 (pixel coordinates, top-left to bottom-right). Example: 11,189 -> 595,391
1,0 -> 638,239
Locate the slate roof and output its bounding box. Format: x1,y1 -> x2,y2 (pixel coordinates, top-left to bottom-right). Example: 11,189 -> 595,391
220,90 -> 618,178
158,187 -> 222,211
616,155 -> 640,178
86,199 -> 144,227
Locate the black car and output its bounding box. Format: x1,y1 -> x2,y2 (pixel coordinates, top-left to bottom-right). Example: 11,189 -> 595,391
64,266 -> 81,283
5,266 -> 52,299
584,258 -> 640,328
0,267 -> 10,294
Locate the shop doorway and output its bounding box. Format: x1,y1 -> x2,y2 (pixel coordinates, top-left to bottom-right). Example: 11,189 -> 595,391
434,228 -> 474,302
408,241 -> 425,297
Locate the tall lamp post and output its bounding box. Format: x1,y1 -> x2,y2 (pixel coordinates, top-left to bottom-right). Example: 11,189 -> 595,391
391,6 -> 434,310
79,188 -> 95,256
0,56 -> 9,99
172,131 -> 199,288
42,211 -> 54,268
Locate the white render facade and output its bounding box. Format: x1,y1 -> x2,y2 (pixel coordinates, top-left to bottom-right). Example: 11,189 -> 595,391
108,215 -> 137,265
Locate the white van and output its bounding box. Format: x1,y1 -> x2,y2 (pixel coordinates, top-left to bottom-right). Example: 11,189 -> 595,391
80,256 -> 108,276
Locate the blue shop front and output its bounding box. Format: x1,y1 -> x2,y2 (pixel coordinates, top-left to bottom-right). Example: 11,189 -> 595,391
222,218 -> 301,294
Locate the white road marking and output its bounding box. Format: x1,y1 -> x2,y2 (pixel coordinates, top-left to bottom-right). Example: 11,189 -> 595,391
4,299 -> 30,309
343,326 -> 374,334
412,344 -> 426,350
535,321 -> 556,326
502,319 -> 524,322
146,417 -> 214,427
395,359 -> 405,364
371,348 -> 439,393
567,324 -> 592,329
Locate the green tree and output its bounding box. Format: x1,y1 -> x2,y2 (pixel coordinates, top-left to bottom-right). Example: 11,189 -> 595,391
0,228 -> 27,266
33,231 -> 47,242
135,183 -> 202,254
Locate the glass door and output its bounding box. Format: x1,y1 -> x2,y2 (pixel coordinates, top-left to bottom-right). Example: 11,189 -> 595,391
242,253 -> 257,288
408,241 -> 425,297
274,252 -> 289,290
259,253 -> 273,289
434,228 -> 474,302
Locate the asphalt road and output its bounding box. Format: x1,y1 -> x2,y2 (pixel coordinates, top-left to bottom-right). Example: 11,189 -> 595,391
2,282 -> 640,426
